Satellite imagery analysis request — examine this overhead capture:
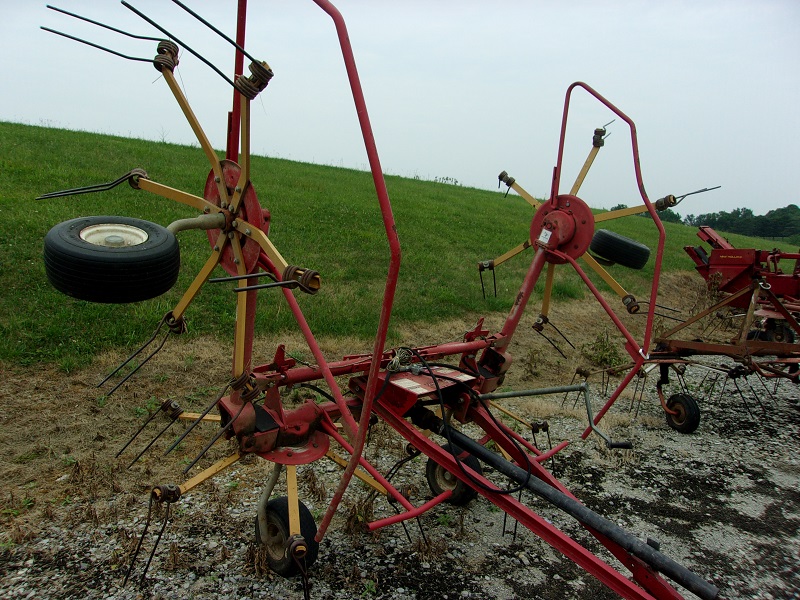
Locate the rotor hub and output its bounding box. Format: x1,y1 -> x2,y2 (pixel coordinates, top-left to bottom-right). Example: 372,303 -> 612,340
530,194 -> 595,264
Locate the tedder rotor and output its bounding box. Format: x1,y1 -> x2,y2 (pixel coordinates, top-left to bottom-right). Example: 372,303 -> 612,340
40,2 -> 721,599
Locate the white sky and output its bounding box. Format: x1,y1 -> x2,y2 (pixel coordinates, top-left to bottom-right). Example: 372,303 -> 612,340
2,0 -> 798,216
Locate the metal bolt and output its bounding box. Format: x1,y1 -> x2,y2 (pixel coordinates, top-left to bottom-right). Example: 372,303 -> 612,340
235,186 -> 242,193
214,176 -> 221,183
221,202 -> 228,209
203,207 -> 210,214
213,245 -> 219,251
228,232 -> 235,239
233,258 -> 240,264
232,220 -> 239,228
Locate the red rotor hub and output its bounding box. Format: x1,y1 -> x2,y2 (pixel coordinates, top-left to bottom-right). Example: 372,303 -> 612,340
204,159 -> 271,276
529,194 -> 595,264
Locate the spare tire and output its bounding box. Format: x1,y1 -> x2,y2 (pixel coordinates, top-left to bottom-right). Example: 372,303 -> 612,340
590,229 -> 650,270
43,215 -> 180,303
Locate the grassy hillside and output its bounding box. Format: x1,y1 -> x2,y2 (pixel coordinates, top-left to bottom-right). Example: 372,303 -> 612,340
0,121 -> 784,369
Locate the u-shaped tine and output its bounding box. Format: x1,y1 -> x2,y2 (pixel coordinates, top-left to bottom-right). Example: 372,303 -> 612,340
102,327 -> 171,398
123,493 -> 155,586
98,316 -> 167,388
164,383 -> 230,456
181,401 -> 246,474
127,417 -> 181,469
140,501 -> 171,583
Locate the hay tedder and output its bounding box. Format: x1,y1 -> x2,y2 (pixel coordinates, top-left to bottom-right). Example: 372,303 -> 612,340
40,2 -> 722,599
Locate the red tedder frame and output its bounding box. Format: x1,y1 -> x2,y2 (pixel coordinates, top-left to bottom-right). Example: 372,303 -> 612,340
40,2 -> 721,599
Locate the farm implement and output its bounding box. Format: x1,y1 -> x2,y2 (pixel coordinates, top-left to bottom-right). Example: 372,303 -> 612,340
40,2 -> 721,599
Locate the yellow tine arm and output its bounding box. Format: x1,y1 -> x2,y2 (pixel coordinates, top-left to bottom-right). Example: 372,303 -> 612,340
162,69 -> 229,205
136,178 -> 220,214
569,145 -> 601,196
232,221 -> 289,273
179,451 -> 241,496
492,240 -> 532,269
171,232 -> 228,320
580,253 -> 629,299
286,465 -> 301,537
594,205 -> 649,222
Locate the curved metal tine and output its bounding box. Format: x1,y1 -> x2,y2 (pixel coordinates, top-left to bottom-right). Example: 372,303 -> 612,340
182,401 -> 246,474
755,372 -> 777,405
46,4 -> 163,41
121,1 -> 235,88
235,280 -> 298,293
731,379 -> 754,418
533,328 -> 567,359
127,417 -> 181,469
170,0 -> 260,64
116,408 -> 164,458
104,329 -> 171,398
140,501 -> 171,584
39,27 -> 152,64
548,320 -> 575,350
98,316 -> 166,387
209,271 -> 276,284
164,383 -> 230,456
124,493 -> 154,586
745,377 -> 767,413
36,169 -> 140,200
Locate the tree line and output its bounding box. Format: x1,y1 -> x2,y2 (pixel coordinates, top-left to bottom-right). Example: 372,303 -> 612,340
619,204 -> 800,242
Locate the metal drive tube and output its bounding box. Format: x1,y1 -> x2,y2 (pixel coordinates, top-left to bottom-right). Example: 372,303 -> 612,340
410,408 -> 719,600
478,384 -> 587,401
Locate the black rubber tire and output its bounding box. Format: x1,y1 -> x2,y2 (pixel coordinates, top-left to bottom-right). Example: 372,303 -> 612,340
665,393 -> 701,434
425,443 -> 483,505
589,229 -> 650,270
43,216 -> 180,303
255,496 -> 319,577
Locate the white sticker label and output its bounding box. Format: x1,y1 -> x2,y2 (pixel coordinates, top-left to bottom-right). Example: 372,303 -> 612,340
538,229 -> 552,244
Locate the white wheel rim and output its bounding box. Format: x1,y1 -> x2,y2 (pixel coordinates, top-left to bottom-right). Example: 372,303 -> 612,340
79,223 -> 149,247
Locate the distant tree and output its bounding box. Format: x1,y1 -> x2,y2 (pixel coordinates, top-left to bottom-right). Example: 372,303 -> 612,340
657,208 -> 683,224
682,204 -> 800,239
610,203 -> 627,211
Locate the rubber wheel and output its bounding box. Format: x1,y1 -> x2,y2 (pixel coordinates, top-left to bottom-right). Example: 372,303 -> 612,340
43,216 -> 180,303
665,393 -> 701,434
425,443 -> 482,506
255,496 -> 319,577
589,229 -> 650,270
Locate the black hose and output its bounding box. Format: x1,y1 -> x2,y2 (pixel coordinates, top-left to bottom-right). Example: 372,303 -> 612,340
408,406 -> 719,600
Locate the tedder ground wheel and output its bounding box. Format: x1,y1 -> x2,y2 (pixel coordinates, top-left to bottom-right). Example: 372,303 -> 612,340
43,216 -> 180,303
426,443 -> 483,506
589,229 -> 651,270
255,496 -> 319,577
665,393 -> 701,434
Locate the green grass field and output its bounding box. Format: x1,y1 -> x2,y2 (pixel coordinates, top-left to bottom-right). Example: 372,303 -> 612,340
0,121 -> 785,370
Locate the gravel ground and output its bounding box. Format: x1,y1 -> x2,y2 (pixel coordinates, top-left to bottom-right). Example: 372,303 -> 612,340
1,353 -> 798,600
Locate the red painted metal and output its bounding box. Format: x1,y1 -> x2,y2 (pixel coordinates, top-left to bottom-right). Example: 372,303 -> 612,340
685,225 -> 800,310
226,0 -> 247,161
68,2 -> 720,597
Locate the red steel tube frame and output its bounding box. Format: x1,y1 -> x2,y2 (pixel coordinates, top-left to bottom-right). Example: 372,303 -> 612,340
308,0 -> 402,541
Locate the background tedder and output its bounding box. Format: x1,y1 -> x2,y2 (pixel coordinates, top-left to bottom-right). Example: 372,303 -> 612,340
39,2 -> 726,599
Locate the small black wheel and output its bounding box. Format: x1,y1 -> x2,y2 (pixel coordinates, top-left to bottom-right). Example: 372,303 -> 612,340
255,496 -> 319,577
425,443 -> 482,505
589,229 -> 650,270
43,216 -> 180,303
665,393 -> 701,434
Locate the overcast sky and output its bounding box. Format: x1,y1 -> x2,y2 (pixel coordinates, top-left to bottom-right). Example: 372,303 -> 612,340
2,1 -> 798,216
